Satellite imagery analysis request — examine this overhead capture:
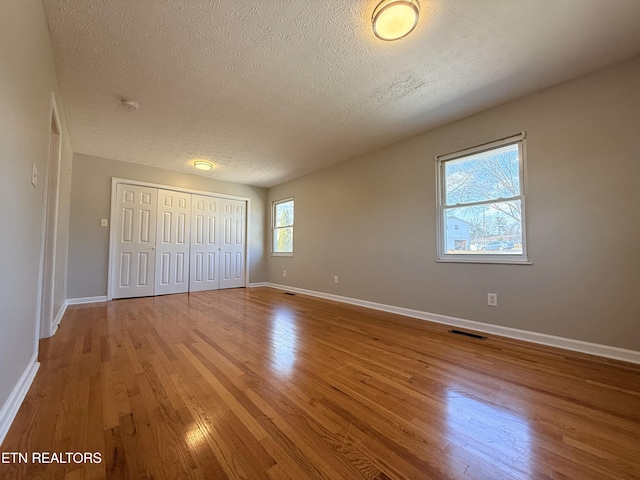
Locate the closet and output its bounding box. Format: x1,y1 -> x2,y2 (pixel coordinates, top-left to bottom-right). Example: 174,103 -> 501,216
110,182 -> 246,299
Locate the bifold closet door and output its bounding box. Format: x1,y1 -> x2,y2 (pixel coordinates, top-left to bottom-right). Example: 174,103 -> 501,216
112,185 -> 246,298
219,199 -> 246,289
190,194 -> 220,292
190,196 -> 246,291
155,189 -> 191,295
112,184 -> 157,299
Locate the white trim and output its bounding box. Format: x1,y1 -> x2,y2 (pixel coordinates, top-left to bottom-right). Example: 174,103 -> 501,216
0,354 -> 39,446
245,198 -> 252,286
110,177 -> 252,202
435,258 -> 533,265
108,177 -> 251,300
271,197 -> 294,256
36,92 -> 63,342
249,282 -> 267,288
107,181 -> 118,301
436,132 -> 526,161
50,300 -> 68,335
67,296 -> 108,305
435,133 -> 530,264
266,283 -> 640,365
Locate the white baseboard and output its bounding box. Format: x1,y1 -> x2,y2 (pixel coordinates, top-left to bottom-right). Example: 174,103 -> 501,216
266,283 -> 640,365
0,354 -> 39,446
66,295 -> 108,305
50,300 -> 68,336
248,282 -> 267,288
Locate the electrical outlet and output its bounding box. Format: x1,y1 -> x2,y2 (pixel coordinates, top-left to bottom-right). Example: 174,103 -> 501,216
283,270 -> 287,277
487,293 -> 498,307
334,276 -> 339,284
100,218 -> 109,227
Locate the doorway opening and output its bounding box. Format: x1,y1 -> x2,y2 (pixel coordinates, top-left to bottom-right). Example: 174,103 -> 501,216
38,94 -> 62,339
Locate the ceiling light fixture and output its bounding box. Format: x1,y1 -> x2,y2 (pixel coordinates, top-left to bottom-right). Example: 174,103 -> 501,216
372,0 -> 420,41
193,160 -> 213,171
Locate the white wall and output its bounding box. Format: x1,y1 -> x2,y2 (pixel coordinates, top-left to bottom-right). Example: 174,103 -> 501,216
267,56 -> 640,352
0,0 -> 73,424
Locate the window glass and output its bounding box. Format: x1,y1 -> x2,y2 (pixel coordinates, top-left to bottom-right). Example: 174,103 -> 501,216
437,135 -> 528,263
273,199 -> 294,255
444,144 -> 520,205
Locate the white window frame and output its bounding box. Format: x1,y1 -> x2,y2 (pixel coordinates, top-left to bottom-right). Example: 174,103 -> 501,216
435,132 -> 531,264
272,197 -> 294,257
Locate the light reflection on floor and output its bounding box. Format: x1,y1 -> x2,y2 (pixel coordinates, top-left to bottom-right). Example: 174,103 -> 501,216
445,389 -> 532,477
185,423 -> 207,449
269,308 -> 298,377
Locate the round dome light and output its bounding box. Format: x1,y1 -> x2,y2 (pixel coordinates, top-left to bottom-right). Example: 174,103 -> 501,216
372,0 -> 420,41
193,160 -> 213,171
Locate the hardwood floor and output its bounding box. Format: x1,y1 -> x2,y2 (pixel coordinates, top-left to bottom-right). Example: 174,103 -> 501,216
1,287 -> 639,479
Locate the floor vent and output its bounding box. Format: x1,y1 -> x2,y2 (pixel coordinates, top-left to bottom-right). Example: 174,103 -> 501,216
449,329 -> 487,340
284,292 -> 296,296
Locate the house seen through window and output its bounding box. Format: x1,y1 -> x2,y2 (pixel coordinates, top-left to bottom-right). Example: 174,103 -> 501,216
436,133 -> 529,263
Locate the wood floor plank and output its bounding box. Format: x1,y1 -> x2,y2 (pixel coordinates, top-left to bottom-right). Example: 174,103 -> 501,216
1,287 -> 639,479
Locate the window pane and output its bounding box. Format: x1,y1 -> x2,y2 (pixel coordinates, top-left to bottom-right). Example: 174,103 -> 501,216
445,143 -> 520,206
274,227 -> 293,253
275,200 -> 294,228
444,200 -> 523,255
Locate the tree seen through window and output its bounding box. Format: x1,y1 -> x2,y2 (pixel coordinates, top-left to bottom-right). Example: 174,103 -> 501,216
273,199 -> 293,254
437,135 -> 529,262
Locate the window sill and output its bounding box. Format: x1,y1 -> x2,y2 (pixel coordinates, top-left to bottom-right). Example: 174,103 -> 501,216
271,252 -> 293,257
436,256 -> 531,265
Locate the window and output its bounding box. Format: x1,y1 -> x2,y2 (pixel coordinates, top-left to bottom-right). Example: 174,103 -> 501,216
272,197 -> 294,255
436,133 -> 529,264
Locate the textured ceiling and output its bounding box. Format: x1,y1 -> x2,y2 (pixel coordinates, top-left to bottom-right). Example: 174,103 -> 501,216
43,0 -> 640,187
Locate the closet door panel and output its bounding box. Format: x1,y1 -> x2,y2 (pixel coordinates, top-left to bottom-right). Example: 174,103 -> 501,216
219,199 -> 246,289
154,190 -> 191,295
112,184 -> 157,299
190,195 -> 220,292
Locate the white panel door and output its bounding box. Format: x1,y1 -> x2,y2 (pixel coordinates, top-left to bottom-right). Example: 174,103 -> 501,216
155,189 -> 191,295
112,184 -> 157,299
189,195 -> 220,292
219,199 -> 246,289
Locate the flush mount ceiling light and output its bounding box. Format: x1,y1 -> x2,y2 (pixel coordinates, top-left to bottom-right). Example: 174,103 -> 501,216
372,0 -> 420,41
193,160 -> 213,171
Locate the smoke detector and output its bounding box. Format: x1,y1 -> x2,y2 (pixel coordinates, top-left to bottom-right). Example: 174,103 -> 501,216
121,99 -> 140,110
